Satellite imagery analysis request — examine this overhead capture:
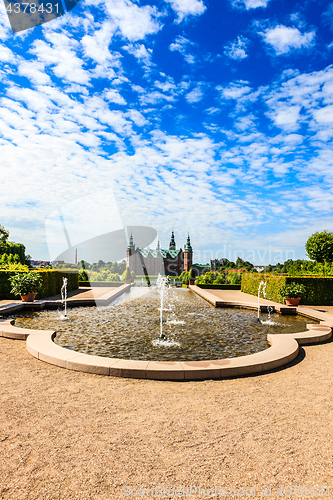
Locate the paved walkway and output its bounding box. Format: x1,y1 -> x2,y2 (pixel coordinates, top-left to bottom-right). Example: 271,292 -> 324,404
1,287 -> 333,498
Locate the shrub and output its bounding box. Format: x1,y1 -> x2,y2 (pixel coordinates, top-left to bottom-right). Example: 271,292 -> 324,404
0,270 -> 79,300
9,272 -> 43,297
241,273 -> 333,305
280,282 -> 306,298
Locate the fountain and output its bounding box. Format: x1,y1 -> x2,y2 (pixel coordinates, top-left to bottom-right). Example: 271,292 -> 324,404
156,273 -> 169,340
257,280 -> 266,322
60,277 -> 68,319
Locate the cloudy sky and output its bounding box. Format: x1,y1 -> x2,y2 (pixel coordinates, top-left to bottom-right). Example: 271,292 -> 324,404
1,0 -> 333,264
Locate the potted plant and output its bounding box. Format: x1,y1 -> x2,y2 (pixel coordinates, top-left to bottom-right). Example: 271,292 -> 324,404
9,272 -> 43,302
280,282 -> 306,306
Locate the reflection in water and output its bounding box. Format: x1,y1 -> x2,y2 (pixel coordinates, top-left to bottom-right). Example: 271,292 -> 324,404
13,288 -> 311,362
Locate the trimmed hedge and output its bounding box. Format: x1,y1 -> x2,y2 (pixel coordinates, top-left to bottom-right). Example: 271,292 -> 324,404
0,270 -> 78,300
241,273 -> 333,305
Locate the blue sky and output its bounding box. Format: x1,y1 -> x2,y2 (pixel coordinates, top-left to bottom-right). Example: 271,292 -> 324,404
1,0 -> 333,264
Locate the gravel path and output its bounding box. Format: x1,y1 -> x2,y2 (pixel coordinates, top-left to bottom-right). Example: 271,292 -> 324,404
1,330 -> 333,499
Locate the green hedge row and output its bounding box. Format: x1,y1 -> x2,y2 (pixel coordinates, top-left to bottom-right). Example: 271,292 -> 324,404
0,270 -> 79,300
241,274 -> 333,305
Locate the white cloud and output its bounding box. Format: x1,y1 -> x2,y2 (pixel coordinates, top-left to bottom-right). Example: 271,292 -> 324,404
30,35 -> 91,85
231,0 -> 270,10
224,36 -> 249,61
165,0 -> 206,23
313,105 -> 333,123
18,61 -> 52,86
104,0 -> 163,41
217,81 -> 252,100
169,35 -> 196,63
105,89 -> 126,105
123,43 -> 153,65
186,86 -> 204,103
81,22 -> 117,65
262,25 -> 316,55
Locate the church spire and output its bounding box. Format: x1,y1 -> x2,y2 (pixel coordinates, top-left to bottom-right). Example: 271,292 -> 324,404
185,233 -> 192,251
128,232 -> 135,250
169,230 -> 176,250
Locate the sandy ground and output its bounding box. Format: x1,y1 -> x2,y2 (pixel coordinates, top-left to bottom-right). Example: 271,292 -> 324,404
1,290 -> 333,499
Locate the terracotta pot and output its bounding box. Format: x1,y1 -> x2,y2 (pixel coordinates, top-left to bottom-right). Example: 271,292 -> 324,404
285,297 -> 301,306
21,292 -> 37,302
125,279 -> 131,284
189,279 -> 195,285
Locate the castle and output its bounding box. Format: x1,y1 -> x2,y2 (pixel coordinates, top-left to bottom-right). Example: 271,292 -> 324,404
126,231 -> 193,277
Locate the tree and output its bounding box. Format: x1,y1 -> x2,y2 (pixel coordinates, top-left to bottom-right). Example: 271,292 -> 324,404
0,224 -> 9,253
305,231 -> 333,263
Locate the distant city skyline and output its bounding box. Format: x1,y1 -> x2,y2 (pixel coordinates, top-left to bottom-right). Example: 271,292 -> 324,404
1,0 -> 333,264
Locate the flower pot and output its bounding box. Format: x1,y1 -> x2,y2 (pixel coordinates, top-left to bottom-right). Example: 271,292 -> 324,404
21,292 -> 37,302
285,297 -> 301,306
189,279 -> 195,285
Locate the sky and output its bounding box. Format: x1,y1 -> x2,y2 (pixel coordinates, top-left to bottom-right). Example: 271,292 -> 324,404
1,0 -> 333,264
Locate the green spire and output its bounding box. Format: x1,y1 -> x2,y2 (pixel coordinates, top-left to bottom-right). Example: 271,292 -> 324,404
128,232 -> 135,250
185,233 -> 192,251
169,231 -> 176,250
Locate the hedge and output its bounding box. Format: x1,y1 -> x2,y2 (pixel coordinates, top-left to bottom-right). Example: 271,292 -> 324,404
0,270 -> 79,300
241,273 -> 333,305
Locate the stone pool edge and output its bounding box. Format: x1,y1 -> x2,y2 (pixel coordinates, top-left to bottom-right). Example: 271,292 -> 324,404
0,286 -> 332,381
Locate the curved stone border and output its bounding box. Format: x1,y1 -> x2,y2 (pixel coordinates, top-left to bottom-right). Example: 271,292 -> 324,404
0,290 -> 332,380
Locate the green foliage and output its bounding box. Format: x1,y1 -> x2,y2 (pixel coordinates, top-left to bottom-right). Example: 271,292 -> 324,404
227,270 -> 242,285
89,270 -> 121,282
280,282 -> 306,298
178,271 -> 189,285
0,270 -> 79,300
78,270 -> 89,282
0,253 -> 29,271
241,273 -> 286,303
305,231 -> 333,263
241,273 -> 333,305
0,224 -> 9,243
279,258 -> 333,276
9,272 -> 43,296
122,267 -> 134,282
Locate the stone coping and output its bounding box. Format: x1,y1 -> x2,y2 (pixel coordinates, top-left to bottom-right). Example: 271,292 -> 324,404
0,284 -> 131,317
0,284 -> 332,381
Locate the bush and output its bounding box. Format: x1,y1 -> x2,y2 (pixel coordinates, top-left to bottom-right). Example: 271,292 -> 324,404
241,273 -> 333,305
9,272 -> 43,297
0,270 -> 79,300
280,282 -> 306,298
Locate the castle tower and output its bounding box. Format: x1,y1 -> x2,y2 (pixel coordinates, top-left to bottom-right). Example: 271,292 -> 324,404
169,231 -> 176,251
184,233 -> 193,272
126,232 -> 135,268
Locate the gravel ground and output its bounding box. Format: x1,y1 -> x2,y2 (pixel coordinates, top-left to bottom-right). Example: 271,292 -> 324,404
1,332 -> 333,500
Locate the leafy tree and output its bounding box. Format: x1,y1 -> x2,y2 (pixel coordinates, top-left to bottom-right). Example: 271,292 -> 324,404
305,231 -> 333,263
0,224 -> 9,253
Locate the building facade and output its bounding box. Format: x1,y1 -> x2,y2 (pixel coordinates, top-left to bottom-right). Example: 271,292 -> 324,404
127,231 -> 193,277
